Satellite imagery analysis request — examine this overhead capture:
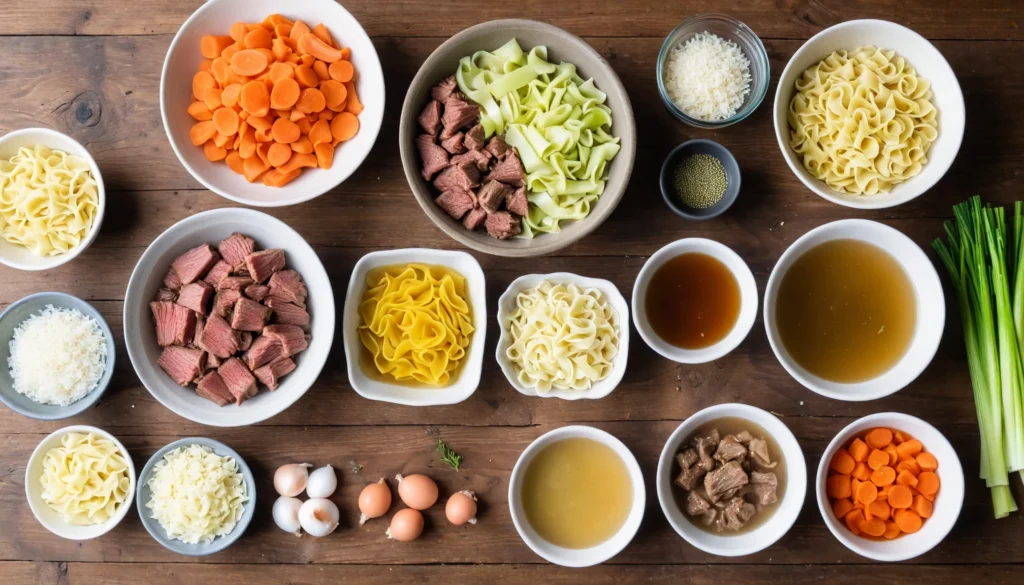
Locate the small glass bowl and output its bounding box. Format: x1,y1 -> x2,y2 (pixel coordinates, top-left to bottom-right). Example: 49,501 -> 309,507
657,14 -> 770,129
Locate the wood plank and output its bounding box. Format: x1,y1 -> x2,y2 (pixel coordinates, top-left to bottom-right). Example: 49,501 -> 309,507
0,562 -> 60,585
2,421 -> 1023,565
1,1 -> 1021,40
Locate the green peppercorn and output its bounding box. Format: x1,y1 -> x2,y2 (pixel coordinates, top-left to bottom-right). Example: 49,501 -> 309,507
672,153 -> 728,209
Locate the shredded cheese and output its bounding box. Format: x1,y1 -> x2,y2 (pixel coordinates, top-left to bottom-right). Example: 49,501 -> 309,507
146,444 -> 248,545
663,32 -> 751,122
8,305 -> 107,406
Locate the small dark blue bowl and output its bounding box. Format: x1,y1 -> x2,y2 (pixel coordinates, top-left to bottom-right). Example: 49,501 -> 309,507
659,139 -> 741,220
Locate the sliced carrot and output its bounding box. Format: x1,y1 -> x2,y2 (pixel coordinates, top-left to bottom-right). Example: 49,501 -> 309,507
271,118 -> 301,144
916,452 -> 938,472
212,132 -> 231,148
314,142 -> 334,169
267,142 -> 293,168
867,449 -> 889,471
855,480 -> 878,505
262,168 -> 302,187
255,126 -> 274,143
851,462 -> 871,481
290,19 -> 311,40
884,444 -> 899,466
340,47 -> 351,60
870,465 -> 896,487
270,77 -> 300,110
312,60 -> 330,81
239,128 -> 257,159
848,438 -> 869,462
264,14 -> 293,28
894,430 -> 909,444
300,53 -> 315,67
861,517 -> 886,538
832,498 -> 855,519
295,64 -> 319,89
274,23 -> 293,39
203,87 -> 223,110
844,509 -> 863,535
878,485 -> 890,501
247,115 -> 272,132
278,152 -> 317,174
222,83 -> 242,109
896,459 -> 921,476
209,58 -> 231,86
192,71 -> 217,101
244,27 -> 273,50
330,111 -> 359,142
344,82 -> 363,115
312,23 -> 335,47
319,79 -> 347,111
190,121 -> 217,146
230,22 -> 249,42
888,484 -> 913,509
198,59 -> 213,73
256,142 -> 272,165
866,428 -> 894,449
912,495 -> 933,519
867,499 -> 890,521
221,41 -> 243,61
299,33 -> 342,63
895,509 -> 922,534
291,136 -> 314,154
896,469 -> 919,488
213,107 -> 240,136
896,439 -> 923,460
225,151 -> 245,174
829,449 -> 856,475
268,62 -> 295,83
201,35 -> 234,60
243,152 -> 269,182
305,118 -> 331,146
329,60 -> 354,82
319,109 -> 335,121
240,81 -> 271,117
203,141 -> 227,162
296,88 -> 326,114
230,49 -> 269,76
272,37 -> 291,61
188,101 -> 213,121
883,520 -> 901,540
290,108 -> 307,123
917,471 -> 940,496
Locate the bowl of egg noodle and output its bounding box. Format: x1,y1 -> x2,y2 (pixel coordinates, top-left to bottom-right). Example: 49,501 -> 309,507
773,20 -> 964,209
0,128 -> 105,270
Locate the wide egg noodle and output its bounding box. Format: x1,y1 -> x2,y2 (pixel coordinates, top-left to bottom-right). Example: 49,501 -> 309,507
40,432 -> 131,525
787,46 -> 938,195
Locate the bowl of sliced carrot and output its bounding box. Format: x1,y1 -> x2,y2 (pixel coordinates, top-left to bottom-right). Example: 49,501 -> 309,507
817,413 -> 964,562
160,0 -> 384,207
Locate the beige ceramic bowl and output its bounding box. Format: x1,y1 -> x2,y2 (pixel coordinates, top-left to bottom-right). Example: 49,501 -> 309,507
399,19 -> 636,257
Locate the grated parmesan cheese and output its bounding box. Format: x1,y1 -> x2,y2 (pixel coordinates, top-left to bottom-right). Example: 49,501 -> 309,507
8,305 -> 107,406
663,32 -> 752,122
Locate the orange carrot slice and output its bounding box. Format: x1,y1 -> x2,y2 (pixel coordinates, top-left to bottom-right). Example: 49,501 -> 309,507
271,118 -> 301,144
867,449 -> 889,471
328,60 -> 354,82
330,111 -> 359,142
296,88 -> 326,114
225,151 -> 245,174
230,22 -> 249,42
203,88 -> 223,110
299,33 -> 342,63
916,452 -> 938,472
190,121 -> 217,146
244,27 -> 273,50
319,80 -> 347,111
270,77 -> 300,110
295,64 -> 319,89
888,484 -> 913,509
870,465 -> 896,487
267,142 -> 293,168
231,49 -> 269,76
203,141 -> 227,162
201,35 -> 234,60
312,23 -> 335,47
188,101 -> 213,121
213,107 -> 240,136
262,168 -> 302,187
895,509 -> 922,534
866,428 -> 894,449
916,471 -> 940,496
290,20 -> 311,40
192,71 -> 217,101
222,83 -> 242,109
832,498 -> 854,519
314,142 -> 334,169
240,81 -> 271,117
243,154 -> 269,182
291,136 -> 314,154
344,81 -> 362,115
848,438 -> 870,462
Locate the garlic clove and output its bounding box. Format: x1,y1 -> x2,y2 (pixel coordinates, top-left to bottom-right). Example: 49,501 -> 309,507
274,463 -> 312,497
306,464 -> 338,499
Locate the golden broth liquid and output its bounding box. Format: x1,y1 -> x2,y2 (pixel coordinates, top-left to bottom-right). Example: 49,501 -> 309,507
775,239 -> 916,383
645,253 -> 741,349
521,437 -> 633,549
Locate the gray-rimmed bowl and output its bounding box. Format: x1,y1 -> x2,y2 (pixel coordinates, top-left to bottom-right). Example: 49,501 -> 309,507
137,437 -> 256,556
0,292 -> 115,420
399,19 -> 636,257
659,139 -> 741,220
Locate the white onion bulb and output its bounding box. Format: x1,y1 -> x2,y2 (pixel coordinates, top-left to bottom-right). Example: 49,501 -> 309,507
298,498 -> 340,537
306,465 -> 338,499
273,496 -> 303,536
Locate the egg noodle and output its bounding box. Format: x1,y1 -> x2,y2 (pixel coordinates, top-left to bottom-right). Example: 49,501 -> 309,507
787,46 -> 938,195
0,145 -> 99,256
40,432 -> 131,525
505,280 -> 619,393
358,263 -> 475,386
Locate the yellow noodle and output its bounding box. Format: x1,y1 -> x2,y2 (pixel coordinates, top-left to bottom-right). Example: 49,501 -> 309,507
40,432 -> 131,525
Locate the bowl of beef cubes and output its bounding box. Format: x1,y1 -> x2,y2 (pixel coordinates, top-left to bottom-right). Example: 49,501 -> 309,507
655,403 -> 807,557
123,208 -> 334,426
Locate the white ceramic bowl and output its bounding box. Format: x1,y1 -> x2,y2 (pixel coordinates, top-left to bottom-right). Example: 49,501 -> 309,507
123,208 -> 334,427
508,425 -> 645,567
25,425 -> 136,540
342,248 -> 486,406
816,413 -> 964,562
655,403 -> 806,557
0,128 -> 105,270
632,238 -> 758,364
773,19 -> 964,209
160,0 -> 385,207
496,273 -> 629,400
763,219 -> 944,401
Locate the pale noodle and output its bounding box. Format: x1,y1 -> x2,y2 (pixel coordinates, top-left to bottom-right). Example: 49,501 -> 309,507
505,280 -> 619,393
40,432 -> 131,525
358,264 -> 475,386
0,144 -> 99,256
787,46 -> 938,195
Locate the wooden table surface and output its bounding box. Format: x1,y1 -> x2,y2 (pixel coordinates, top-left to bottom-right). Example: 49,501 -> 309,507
2,1 -> 1024,583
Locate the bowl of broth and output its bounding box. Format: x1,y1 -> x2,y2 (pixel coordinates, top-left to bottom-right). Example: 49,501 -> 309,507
632,238 -> 758,363
508,425 -> 645,567
763,219 -> 945,400
656,403 -> 807,556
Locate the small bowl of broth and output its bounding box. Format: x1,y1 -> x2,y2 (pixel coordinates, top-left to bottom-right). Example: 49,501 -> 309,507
656,403 -> 807,556
632,238 -> 758,363
763,219 -> 945,400
508,425 -> 645,567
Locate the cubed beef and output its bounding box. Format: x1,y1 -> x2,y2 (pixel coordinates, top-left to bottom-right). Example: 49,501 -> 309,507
156,288 -> 177,302
476,180 -> 510,214
232,297 -> 272,331
268,270 -> 307,307
416,134 -> 449,181
750,471 -> 779,506
195,372 -> 234,407
263,324 -> 309,357
175,281 -> 214,315
440,132 -> 466,154
217,357 -> 258,405
464,124 -> 486,151
485,149 -> 525,186
245,249 -> 286,283
206,352 -> 222,370
163,268 -> 182,291
714,435 -> 748,464
721,496 -> 757,532
451,148 -> 492,171
441,94 -> 479,136
203,260 -> 233,288
212,289 -> 242,318
192,315 -> 205,347
435,188 -> 476,220
267,298 -> 311,329
463,207 -> 487,231
417,99 -> 442,135
433,161 -> 480,192
485,211 -> 522,239
485,135 -> 510,158
430,75 -> 458,102
243,335 -> 283,370
704,461 -> 749,504
171,244 -> 219,285
218,232 -> 256,269
254,357 -> 297,391
239,331 -> 253,351
151,301 -> 197,346
197,313 -> 240,359
218,275 -> 254,291
244,284 -> 271,302
157,346 -> 206,386
505,186 -> 529,216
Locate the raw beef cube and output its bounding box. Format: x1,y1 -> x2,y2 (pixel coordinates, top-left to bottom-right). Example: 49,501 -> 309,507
203,260 -> 233,288
476,180 -> 510,214
157,346 -> 206,386
463,207 -> 487,231
442,94 -> 479,136
506,186 -> 529,216
218,232 -> 256,269
156,288 -> 177,302
218,357 -> 258,405
243,335 -> 283,370
441,132 -> 466,155
245,249 -> 286,283
430,75 -> 458,102
464,124 -> 486,151
451,148 -> 492,171
435,188 -> 476,220
232,297 -> 272,331
192,314 -> 205,347
197,313 -> 240,359
195,372 -> 234,406
163,268 -> 182,291
262,324 -> 309,357
433,161 -> 480,192
218,275 -> 255,291
416,134 -> 449,181
171,244 -> 219,285
245,284 -> 271,302
417,100 -> 442,135
485,211 -> 522,239
268,270 -> 307,307
485,135 -> 510,158
175,281 -> 214,315
485,149 -> 525,186
212,289 -> 242,318
254,357 -> 297,391
239,331 -> 253,351
151,301 -> 197,346
267,298 -> 311,329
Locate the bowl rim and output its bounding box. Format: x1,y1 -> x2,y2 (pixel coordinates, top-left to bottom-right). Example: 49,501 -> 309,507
0,291 -> 115,420
0,127 -> 106,271
158,0 -> 385,208
655,403 -> 807,556
494,272 -> 630,400
342,248 -> 487,406
658,139 -> 742,220
507,425 -> 646,567
656,13 -> 770,129
814,412 -> 965,561
771,19 -> 965,209
136,436 -> 256,556
25,424 -> 137,540
398,18 -> 636,257
632,238 -> 758,363
123,207 -> 335,426
762,218 -> 945,401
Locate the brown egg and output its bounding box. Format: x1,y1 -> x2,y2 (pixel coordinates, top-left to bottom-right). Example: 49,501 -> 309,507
386,508 -> 424,542
358,479 -> 392,525
445,490 -> 478,525
396,473 -> 438,510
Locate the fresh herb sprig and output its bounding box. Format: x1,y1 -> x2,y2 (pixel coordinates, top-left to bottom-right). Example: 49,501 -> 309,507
436,438 -> 464,471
